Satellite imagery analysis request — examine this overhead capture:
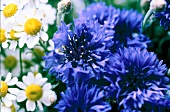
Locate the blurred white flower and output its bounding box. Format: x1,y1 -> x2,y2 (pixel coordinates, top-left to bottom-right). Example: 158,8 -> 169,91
16,72 -> 53,111
38,3 -> 57,32
0,73 -> 19,107
13,6 -> 48,48
44,90 -> 57,104
1,49 -> 20,77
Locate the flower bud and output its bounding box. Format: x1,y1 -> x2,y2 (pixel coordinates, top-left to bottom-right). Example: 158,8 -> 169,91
150,0 -> 166,12
140,0 -> 150,14
57,0 -> 72,14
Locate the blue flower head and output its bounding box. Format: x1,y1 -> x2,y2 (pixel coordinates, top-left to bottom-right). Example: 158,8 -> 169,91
155,1 -> 170,30
55,83 -> 111,112
43,19 -> 111,83
104,47 -> 169,110
78,3 -> 150,53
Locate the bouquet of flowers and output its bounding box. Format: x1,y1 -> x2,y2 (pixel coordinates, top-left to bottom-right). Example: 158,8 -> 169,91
0,0 -> 170,111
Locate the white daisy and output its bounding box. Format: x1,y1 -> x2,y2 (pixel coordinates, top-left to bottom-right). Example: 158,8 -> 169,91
13,5 -> 48,49
0,73 -> 19,107
30,64 -> 39,76
38,3 -> 56,32
20,0 -> 48,8
1,0 -> 24,24
16,72 -> 53,111
1,49 -> 20,77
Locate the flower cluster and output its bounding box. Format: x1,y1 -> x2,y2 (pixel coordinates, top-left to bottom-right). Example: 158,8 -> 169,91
78,3 -> 150,53
1,0 -> 170,111
155,0 -> 170,30
104,47 -> 169,110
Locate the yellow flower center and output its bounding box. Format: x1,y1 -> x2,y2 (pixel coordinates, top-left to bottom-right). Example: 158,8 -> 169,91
0,28 -> 6,44
25,84 -> 43,101
11,104 -> 16,112
3,55 -> 17,70
3,4 -> 18,17
0,81 -> 8,97
10,30 -> 18,40
33,72 -> 38,76
24,18 -> 42,36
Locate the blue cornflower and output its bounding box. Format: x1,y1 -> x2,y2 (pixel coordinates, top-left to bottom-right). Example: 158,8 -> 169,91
78,3 -> 150,53
55,83 -> 111,112
155,0 -> 170,30
104,47 -> 169,110
43,19 -> 111,83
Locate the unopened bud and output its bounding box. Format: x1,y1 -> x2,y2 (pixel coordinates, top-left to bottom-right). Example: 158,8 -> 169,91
150,0 -> 166,12
44,90 -> 57,104
140,0 -> 150,14
57,0 -> 72,14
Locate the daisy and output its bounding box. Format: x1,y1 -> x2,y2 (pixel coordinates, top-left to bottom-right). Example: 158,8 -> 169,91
1,49 -> 20,77
16,72 -> 53,111
0,73 -> 19,107
13,5 -> 48,48
1,0 -> 24,24
30,64 -> 39,76
38,3 -> 56,32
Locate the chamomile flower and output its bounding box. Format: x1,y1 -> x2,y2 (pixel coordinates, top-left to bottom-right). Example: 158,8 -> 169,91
13,6 -> 48,48
0,73 -> 19,107
30,65 -> 39,76
16,72 -> 53,111
38,3 -> 57,32
1,0 -> 24,24
1,49 -> 20,77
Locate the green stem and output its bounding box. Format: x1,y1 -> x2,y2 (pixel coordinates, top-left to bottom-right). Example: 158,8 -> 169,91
57,13 -> 65,26
19,48 -> 23,76
1,45 -> 6,57
39,41 -> 48,52
142,9 -> 154,32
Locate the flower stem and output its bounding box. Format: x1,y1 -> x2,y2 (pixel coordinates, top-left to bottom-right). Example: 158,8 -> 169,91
142,9 -> 154,32
57,13 -> 65,26
19,48 -> 23,76
39,41 -> 48,52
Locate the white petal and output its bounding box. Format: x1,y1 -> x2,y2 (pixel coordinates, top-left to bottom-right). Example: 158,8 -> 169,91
27,36 -> 39,48
35,73 -> 42,79
2,97 -> 12,107
43,83 -> 52,91
40,0 -> 48,3
17,90 -> 26,102
22,76 -> 30,86
37,101 -> 43,111
19,36 -> 27,48
8,88 -> 19,95
27,72 -> 35,84
7,77 -> 18,86
26,100 -> 36,111
2,42 -> 9,48
35,78 -> 47,86
40,31 -> 48,41
41,96 -> 51,106
9,41 -> 17,50
5,73 -> 12,83
16,82 -> 27,89
6,93 -> 16,100
14,32 -> 26,37
13,26 -> 24,32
